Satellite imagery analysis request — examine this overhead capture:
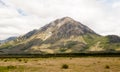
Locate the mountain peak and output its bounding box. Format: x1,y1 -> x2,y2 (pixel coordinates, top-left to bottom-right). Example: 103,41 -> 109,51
49,17 -> 75,26
61,17 -> 74,21
38,17 -> 97,41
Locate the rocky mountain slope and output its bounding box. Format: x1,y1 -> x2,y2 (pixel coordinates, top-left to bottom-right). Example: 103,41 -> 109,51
0,17 -> 120,54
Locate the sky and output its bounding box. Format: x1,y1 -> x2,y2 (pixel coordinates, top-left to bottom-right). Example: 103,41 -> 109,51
0,0 -> 120,40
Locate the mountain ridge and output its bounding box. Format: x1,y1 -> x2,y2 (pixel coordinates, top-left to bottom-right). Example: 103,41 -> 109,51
0,36 -> 17,44
0,17 -> 120,54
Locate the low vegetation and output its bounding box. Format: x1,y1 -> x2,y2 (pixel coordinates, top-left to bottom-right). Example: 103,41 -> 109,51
105,65 -> 110,69
0,65 -> 16,72
0,57 -> 119,72
62,64 -> 69,69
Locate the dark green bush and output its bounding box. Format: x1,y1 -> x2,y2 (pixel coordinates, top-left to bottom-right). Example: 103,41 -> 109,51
105,65 -> 110,69
62,64 -> 69,69
18,59 -> 22,62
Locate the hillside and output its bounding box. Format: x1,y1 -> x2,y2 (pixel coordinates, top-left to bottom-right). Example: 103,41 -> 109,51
0,17 -> 120,54
0,37 -> 17,44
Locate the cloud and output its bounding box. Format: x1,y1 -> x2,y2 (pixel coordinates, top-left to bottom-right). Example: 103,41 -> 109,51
0,0 -> 120,39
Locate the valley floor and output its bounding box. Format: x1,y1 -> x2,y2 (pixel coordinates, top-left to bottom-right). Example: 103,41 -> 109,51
0,57 -> 120,72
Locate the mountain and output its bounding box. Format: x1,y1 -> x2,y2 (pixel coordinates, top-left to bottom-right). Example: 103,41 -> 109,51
0,36 -> 17,44
0,17 -> 120,54
0,40 -> 3,44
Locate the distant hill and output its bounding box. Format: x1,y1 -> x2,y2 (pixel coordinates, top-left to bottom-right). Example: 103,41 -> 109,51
0,37 -> 17,44
0,17 -> 120,54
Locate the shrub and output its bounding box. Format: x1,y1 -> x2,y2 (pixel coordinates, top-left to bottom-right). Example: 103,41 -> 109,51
7,65 -> 16,69
4,59 -> 7,62
24,59 -> 28,63
97,61 -> 100,63
18,59 -> 22,62
69,57 -> 72,60
62,64 -> 69,69
105,65 -> 110,69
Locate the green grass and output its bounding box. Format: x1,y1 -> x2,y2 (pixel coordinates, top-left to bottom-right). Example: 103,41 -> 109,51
0,65 -> 29,72
83,34 -> 120,51
0,65 -> 16,72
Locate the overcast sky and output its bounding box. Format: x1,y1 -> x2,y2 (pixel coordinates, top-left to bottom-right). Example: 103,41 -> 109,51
0,0 -> 120,39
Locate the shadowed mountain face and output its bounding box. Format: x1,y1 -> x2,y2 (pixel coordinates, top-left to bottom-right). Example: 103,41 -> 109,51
40,17 -> 96,35
107,35 -> 120,43
36,17 -> 98,43
0,17 -> 120,54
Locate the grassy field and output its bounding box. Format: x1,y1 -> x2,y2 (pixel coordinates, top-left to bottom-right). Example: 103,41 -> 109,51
0,57 -> 119,72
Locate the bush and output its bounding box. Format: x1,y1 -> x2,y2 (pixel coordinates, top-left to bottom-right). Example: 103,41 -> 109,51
24,59 -> 28,63
18,59 -> 22,62
69,57 -> 72,60
7,65 -> 16,69
62,64 -> 69,69
97,61 -> 100,63
4,59 -> 7,62
105,65 -> 110,69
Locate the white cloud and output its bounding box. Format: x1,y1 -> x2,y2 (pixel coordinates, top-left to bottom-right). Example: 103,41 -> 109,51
0,0 -> 120,39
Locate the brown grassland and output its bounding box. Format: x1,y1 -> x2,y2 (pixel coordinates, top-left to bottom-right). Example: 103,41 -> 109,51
0,57 -> 119,72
